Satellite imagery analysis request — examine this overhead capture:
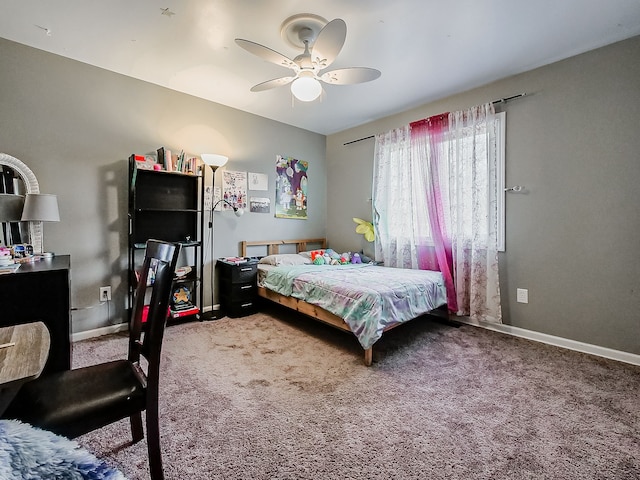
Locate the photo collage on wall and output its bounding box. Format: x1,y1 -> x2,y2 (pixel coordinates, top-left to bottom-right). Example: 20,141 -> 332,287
275,155 -> 308,219
222,171 -> 247,211
248,172 -> 270,213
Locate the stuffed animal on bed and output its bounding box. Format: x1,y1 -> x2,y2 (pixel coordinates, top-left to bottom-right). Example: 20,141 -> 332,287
310,250 -> 324,264
324,249 -> 339,260
324,249 -> 341,265
340,252 -> 351,264
359,252 -> 374,263
351,252 -> 362,264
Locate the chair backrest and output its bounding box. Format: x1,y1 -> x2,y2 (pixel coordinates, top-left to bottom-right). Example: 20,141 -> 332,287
128,240 -> 181,382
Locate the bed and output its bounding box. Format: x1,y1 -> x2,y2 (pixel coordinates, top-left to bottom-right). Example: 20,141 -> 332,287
241,238 -> 448,365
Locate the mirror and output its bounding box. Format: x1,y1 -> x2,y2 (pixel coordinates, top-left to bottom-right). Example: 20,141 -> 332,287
0,153 -> 43,253
0,193 -> 26,244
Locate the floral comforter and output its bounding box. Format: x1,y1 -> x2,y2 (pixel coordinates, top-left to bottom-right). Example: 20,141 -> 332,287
262,263 -> 447,349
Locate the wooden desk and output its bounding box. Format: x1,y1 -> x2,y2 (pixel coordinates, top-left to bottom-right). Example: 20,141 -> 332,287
0,255 -> 71,374
0,322 -> 50,414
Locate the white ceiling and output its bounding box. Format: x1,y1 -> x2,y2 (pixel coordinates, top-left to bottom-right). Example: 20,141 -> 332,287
1,0 -> 639,135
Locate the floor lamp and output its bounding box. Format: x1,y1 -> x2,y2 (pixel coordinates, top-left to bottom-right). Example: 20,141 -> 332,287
201,154 -> 244,319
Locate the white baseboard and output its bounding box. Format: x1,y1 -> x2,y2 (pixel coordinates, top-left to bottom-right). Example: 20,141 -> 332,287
72,304 -> 222,342
458,317 -> 640,367
71,323 -> 129,342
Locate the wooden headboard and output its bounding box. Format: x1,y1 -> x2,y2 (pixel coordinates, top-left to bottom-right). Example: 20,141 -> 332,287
241,238 -> 326,257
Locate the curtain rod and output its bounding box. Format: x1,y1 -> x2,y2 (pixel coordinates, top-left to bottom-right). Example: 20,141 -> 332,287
492,92 -> 527,104
343,92 -> 527,146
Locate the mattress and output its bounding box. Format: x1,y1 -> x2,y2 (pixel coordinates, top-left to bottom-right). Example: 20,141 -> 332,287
260,262 -> 447,349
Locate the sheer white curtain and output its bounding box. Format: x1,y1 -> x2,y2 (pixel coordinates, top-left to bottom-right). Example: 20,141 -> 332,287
372,125 -> 431,269
446,105 -> 502,322
373,104 -> 502,323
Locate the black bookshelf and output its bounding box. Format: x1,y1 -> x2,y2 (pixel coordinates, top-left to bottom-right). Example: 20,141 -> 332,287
127,155 -> 203,320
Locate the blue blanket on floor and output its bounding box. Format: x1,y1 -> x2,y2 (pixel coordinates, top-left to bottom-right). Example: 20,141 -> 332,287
0,419 -> 127,480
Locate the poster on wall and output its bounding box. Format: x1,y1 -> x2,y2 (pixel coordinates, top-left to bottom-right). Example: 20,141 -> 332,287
250,197 -> 270,213
275,155 -> 308,219
249,172 -> 268,191
213,186 -> 222,211
204,186 -> 223,211
222,170 -> 247,211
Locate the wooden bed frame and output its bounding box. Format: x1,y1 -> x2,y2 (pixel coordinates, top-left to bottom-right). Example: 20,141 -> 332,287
241,238 -> 440,366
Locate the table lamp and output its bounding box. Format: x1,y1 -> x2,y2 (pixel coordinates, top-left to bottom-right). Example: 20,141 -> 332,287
21,193 -> 60,256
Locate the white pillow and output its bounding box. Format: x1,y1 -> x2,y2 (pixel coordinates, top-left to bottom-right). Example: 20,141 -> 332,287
258,254 -> 311,266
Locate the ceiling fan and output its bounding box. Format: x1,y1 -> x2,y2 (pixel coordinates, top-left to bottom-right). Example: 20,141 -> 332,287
235,14 -> 381,102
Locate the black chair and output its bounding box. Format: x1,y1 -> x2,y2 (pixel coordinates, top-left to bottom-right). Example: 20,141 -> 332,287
3,239 -> 181,480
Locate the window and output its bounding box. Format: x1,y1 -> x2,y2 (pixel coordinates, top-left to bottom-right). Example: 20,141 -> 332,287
443,111 -> 506,251
373,109 -> 506,268
374,104 -> 504,321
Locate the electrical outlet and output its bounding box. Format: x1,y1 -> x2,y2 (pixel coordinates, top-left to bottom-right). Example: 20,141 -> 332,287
516,288 -> 528,304
100,286 -> 112,302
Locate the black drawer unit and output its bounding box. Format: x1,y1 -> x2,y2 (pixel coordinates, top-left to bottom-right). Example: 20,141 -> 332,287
216,258 -> 259,318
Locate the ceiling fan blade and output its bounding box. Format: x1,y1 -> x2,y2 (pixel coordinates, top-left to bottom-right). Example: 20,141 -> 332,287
235,39 -> 297,70
250,76 -> 296,92
311,18 -> 346,69
319,67 -> 381,85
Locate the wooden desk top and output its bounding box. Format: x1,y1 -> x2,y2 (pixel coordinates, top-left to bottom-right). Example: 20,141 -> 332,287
0,322 -> 50,389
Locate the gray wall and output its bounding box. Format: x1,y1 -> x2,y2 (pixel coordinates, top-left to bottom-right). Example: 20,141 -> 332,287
326,36 -> 640,356
0,38 -> 326,333
2,33 -> 638,357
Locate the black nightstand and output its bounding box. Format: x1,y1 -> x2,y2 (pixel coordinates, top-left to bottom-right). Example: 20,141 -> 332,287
216,258 -> 259,317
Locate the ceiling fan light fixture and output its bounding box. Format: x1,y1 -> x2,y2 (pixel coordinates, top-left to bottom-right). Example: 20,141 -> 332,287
291,75 -> 322,102
237,16 -> 379,103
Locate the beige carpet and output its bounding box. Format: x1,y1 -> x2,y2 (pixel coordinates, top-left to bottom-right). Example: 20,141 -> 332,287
74,304 -> 640,480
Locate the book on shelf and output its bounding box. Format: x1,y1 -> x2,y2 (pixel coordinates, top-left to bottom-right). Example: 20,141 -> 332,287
174,265 -> 192,279
169,305 -> 199,319
154,147 -> 198,175
141,304 -> 200,322
133,153 -> 158,171
177,154 -> 198,175
171,300 -> 196,311
157,147 -> 172,172
222,256 -> 248,265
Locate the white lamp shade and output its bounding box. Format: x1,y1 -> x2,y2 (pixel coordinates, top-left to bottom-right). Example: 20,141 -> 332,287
201,154 -> 228,168
0,194 -> 25,222
21,194 -> 60,222
291,76 -> 322,102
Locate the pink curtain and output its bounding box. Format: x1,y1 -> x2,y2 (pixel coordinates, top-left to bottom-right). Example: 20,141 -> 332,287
410,105 -> 501,323
411,115 -> 458,312
375,104 -> 502,322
